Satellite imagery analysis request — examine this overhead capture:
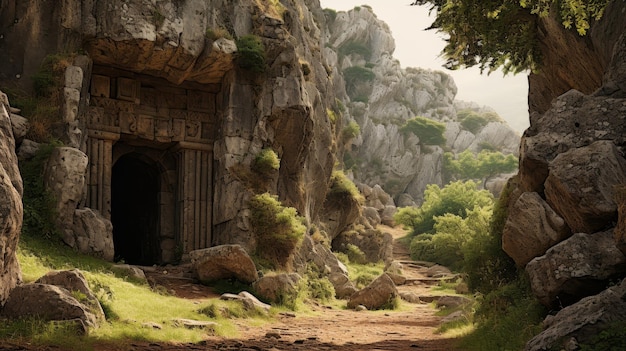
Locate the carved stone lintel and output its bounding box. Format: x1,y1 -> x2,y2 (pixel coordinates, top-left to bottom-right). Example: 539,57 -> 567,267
87,129 -> 120,141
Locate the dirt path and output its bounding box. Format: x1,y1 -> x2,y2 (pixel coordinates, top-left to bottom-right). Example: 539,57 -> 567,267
127,225 -> 459,351
3,226 -> 460,351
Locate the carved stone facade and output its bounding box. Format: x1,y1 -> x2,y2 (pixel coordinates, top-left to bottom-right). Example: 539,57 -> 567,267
86,66 -> 218,264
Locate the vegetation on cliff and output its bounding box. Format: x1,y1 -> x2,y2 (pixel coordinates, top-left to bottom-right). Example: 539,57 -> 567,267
413,0 -> 610,73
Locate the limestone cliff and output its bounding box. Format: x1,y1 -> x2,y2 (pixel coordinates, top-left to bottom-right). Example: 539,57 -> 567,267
324,6 -> 520,205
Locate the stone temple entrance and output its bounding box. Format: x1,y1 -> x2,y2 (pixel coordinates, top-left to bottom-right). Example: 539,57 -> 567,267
86,66 -> 218,264
111,154 -> 159,265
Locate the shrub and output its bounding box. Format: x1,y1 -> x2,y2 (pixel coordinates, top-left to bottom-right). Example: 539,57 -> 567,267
460,112 -> 489,134
394,180 -> 493,236
400,116 -> 446,146
206,27 -> 233,41
343,66 -> 375,86
252,148 -> 280,176
249,193 -> 306,270
338,41 -> 372,60
328,170 -> 363,203
341,120 -> 360,141
235,35 -> 266,73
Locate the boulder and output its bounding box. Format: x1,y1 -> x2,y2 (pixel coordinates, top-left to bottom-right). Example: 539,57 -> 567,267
9,113 -> 28,143
526,230 -> 626,308
70,208 -> 114,261
502,192 -> 571,267
43,147 -> 89,223
399,292 -> 421,304
347,273 -> 398,310
35,269 -> 105,322
112,264 -> 147,281
252,273 -> 302,304
189,245 -> 258,284
0,98 -> 23,306
328,272 -> 357,299
2,283 -> 100,328
545,141 -> 626,234
220,291 -> 271,312
525,279 -> 626,351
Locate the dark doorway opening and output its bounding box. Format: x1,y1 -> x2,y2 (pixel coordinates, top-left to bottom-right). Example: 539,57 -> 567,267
112,154 -> 160,265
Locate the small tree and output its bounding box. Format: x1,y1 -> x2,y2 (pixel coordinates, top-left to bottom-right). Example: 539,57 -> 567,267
444,150 -> 518,185
400,116 -> 446,146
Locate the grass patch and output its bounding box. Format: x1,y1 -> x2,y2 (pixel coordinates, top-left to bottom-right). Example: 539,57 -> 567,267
336,252 -> 384,289
11,234 -> 243,349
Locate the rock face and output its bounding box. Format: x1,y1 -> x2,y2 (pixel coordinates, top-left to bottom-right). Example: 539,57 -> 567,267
502,192 -> 570,267
189,245 -> 258,284
526,231 -> 626,308
0,93 -> 23,306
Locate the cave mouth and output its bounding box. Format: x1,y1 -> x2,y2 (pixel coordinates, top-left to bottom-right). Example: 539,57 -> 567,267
112,153 -> 160,265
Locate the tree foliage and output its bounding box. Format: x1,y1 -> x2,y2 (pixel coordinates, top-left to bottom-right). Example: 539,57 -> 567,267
400,116 -> 446,146
394,180 -> 494,236
412,0 -> 610,74
444,150 -> 518,182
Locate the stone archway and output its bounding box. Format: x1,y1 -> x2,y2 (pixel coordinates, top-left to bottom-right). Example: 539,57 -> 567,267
111,153 -> 160,265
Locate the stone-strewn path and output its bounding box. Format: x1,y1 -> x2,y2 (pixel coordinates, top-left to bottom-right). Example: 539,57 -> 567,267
1,226 -> 459,351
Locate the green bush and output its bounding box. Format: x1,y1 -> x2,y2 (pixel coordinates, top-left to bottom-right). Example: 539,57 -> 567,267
249,193 -> 306,269
394,180 -> 493,236
464,177 -> 518,292
252,148 -> 280,176
341,120 -> 360,141
343,66 -> 375,86
328,170 -> 363,203
236,35 -> 266,73
206,28 -> 233,41
338,41 -> 372,60
400,116 -> 446,146
460,279 -> 545,350
460,113 -> 489,134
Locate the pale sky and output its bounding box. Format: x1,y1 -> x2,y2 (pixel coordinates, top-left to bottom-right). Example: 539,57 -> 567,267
319,0 -> 530,133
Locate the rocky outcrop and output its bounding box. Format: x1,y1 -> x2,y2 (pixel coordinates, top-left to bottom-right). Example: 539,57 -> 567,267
190,245 -> 259,284
325,7 -> 520,204
526,231 -> 626,308
0,92 -> 23,306
526,279 -> 626,351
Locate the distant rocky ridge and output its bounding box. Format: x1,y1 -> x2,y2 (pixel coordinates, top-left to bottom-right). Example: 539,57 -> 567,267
324,6 -> 520,205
